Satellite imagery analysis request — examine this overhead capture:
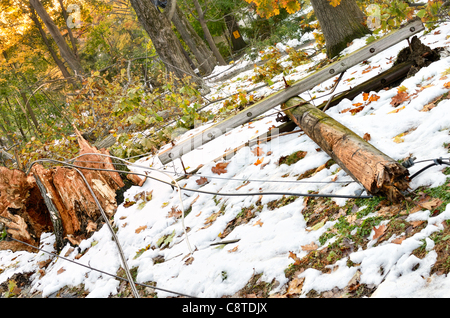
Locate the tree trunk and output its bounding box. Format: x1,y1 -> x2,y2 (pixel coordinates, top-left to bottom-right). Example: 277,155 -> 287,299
130,0 -> 202,85
192,0 -> 227,66
224,14 -> 247,53
166,3 -> 217,75
29,6 -> 72,80
56,0 -> 79,60
282,97 -> 409,202
29,0 -> 83,76
310,0 -> 371,58
0,168 -> 53,252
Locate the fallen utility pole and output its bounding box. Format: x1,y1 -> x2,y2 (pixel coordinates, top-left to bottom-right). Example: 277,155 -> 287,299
282,97 -> 410,202
158,19 -> 424,165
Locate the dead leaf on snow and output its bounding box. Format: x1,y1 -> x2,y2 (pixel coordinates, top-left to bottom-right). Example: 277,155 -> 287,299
57,267 -> 66,275
363,133 -> 371,141
211,162 -> 229,175
167,206 -> 183,219
196,177 -> 208,185
420,103 -> 436,112
184,256 -> 194,265
390,90 -> 409,107
228,246 -> 239,253
288,251 -> 301,266
254,157 -> 264,166
135,225 -> 147,234
251,147 -> 265,156
253,219 -> 264,227
301,242 -> 318,251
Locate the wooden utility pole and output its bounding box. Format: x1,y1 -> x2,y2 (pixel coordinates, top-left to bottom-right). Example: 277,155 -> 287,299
282,97 -> 409,202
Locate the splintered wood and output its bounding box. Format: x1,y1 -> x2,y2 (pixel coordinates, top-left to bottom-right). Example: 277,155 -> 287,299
0,128 -> 144,252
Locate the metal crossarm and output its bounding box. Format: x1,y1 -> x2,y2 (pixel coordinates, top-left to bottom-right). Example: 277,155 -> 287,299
158,19 -> 424,165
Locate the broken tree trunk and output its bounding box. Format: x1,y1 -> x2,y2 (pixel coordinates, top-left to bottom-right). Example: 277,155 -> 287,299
30,128 -> 145,250
0,168 -> 53,252
0,130 -> 144,253
282,97 -> 409,202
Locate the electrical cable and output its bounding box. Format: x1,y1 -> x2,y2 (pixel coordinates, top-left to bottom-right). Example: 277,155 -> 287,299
66,166 -> 140,298
407,157 -> 450,181
28,158 -> 373,200
4,235 -> 196,298
57,158 -> 357,185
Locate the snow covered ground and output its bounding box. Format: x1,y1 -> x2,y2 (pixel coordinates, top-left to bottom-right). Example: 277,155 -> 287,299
2,20 -> 450,298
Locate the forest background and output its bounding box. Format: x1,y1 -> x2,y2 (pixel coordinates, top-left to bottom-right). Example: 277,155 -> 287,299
0,0 -> 446,169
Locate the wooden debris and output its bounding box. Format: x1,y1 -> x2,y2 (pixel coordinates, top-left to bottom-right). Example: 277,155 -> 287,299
282,97 -> 409,202
0,129 -> 144,252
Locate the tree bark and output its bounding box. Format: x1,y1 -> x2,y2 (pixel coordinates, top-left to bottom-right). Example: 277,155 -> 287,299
191,0 -> 227,66
310,0 -> 371,58
29,0 -> 83,76
29,6 -> 72,80
129,0 -> 202,85
224,14 -> 247,53
282,97 -> 409,202
166,3 -> 217,75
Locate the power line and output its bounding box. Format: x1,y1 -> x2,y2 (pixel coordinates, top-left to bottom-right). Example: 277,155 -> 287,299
5,236 -> 196,298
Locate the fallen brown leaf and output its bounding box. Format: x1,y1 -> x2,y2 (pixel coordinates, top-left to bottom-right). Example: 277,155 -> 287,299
135,225 -> 147,234
363,133 -> 371,141
373,224 -> 386,240
251,147 -> 265,156
228,246 -> 239,253
301,242 -> 318,251
211,162 -> 229,175
253,219 -> 264,227
196,177 -> 208,185
289,251 -> 301,266
286,277 -> 305,296
391,236 -> 406,244
57,267 -> 66,275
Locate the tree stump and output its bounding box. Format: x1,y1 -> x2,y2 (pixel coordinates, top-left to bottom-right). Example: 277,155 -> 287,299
0,129 -> 145,252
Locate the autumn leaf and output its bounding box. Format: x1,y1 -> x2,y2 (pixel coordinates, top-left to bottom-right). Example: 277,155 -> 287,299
362,92 -> 370,101
251,146 -> 265,156
135,225 -> 147,234
123,199 -> 136,208
196,177 -> 208,185
393,133 -> 405,143
228,246 -> 239,253
57,267 -> 66,275
390,91 -> 409,107
253,219 -> 264,227
352,102 -> 363,107
391,236 -> 406,244
288,251 -> 301,265
420,103 -> 436,112
349,105 -> 365,115
167,206 -> 183,219
388,105 -> 406,114
363,133 -> 371,141
254,157 -> 264,166
444,82 -> 450,89
372,224 -> 386,240
328,0 -> 341,7
286,277 -> 305,295
211,162 -> 229,175
301,242 -> 318,251
369,94 -> 380,102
